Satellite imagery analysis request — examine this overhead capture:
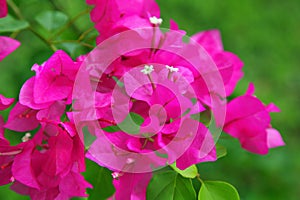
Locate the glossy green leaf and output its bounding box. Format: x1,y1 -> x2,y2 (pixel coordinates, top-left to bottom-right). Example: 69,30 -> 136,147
198,181 -> 240,200
102,125 -> 121,133
84,159 -> 115,200
0,15 -> 29,33
35,11 -> 68,31
147,170 -> 196,200
170,163 -> 198,178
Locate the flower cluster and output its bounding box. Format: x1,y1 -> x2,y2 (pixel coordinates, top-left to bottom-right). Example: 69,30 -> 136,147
0,0 -> 284,199
1,50 -> 92,199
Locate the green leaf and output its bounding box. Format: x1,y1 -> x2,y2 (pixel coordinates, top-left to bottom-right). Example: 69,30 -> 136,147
198,181 -> 240,200
170,163 -> 198,178
0,15 -> 29,33
147,170 -> 196,200
190,109 -> 211,127
216,144 -> 227,159
84,159 -> 115,200
35,11 -> 68,31
126,112 -> 144,126
102,125 -> 121,133
82,126 -> 97,149
118,112 -> 144,134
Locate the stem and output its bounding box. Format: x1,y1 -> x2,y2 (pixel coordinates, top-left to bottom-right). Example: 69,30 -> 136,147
196,173 -> 203,184
78,26 -> 95,41
147,74 -> 156,90
52,40 -> 94,49
7,0 -> 23,19
10,30 -> 20,38
29,27 -> 58,51
49,8 -> 92,41
7,0 -> 58,52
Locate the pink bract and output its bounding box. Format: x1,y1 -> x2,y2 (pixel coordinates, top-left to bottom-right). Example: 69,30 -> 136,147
8,122 -> 91,200
87,0 -> 160,43
192,30 -> 244,97
4,102 -> 39,132
0,36 -> 20,61
224,84 -> 284,154
0,0 -> 7,18
32,50 -> 80,104
0,94 -> 14,110
112,172 -> 152,200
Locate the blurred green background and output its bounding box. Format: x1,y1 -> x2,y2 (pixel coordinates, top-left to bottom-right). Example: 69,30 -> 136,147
0,0 -> 299,199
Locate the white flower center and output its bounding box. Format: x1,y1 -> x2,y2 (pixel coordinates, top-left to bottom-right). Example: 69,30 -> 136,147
166,65 -> 179,72
141,65 -> 154,75
126,158 -> 135,164
112,172 -> 121,179
149,16 -> 163,25
22,133 -> 31,142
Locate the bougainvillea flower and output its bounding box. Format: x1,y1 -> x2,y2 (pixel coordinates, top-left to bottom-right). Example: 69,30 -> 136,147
84,62 -> 217,174
19,77 -> 53,110
0,143 -> 22,186
87,0 -> 160,43
0,116 -> 23,186
8,121 -> 91,200
32,50 -> 80,105
0,36 -> 20,61
224,83 -> 284,154
0,94 -> 14,110
0,0 -> 7,18
192,30 -> 244,97
4,102 -> 39,132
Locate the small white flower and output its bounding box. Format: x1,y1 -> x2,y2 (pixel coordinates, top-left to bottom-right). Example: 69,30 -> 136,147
112,172 -> 121,179
126,158 -> 135,164
149,16 -> 163,25
10,176 -> 15,183
22,133 -> 31,142
166,65 -> 179,72
141,65 -> 154,75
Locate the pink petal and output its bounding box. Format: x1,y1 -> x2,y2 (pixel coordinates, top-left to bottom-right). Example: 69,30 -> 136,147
213,52 -> 244,96
191,30 -> 223,54
12,141 -> 40,189
267,128 -> 285,148
0,93 -> 14,110
0,0 -> 7,18
266,103 -> 281,113
33,51 -> 76,104
225,95 -> 267,124
240,132 -> 269,155
58,171 -> 92,198
43,130 -> 73,176
245,83 -> 255,96
0,116 -> 9,145
19,77 -> 53,110
113,172 -> 152,200
10,181 -> 30,196
176,123 -> 216,170
34,75 -> 72,104
5,103 -> 39,132
0,36 -> 20,61
36,101 -> 65,121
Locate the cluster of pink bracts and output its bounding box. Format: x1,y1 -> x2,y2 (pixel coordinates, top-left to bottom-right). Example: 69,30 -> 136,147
0,0 -> 284,199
